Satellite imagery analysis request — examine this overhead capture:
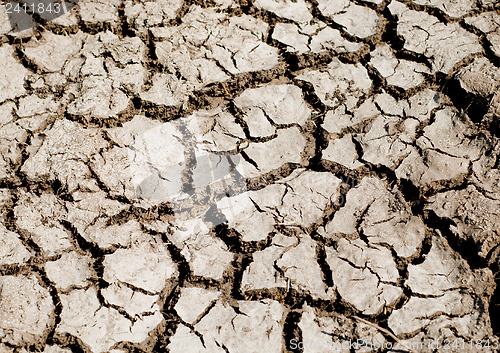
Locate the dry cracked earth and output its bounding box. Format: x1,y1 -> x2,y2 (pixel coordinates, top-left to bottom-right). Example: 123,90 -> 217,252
0,0 -> 500,352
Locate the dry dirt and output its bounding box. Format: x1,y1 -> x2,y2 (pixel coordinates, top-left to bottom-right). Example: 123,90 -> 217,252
0,0 -> 499,352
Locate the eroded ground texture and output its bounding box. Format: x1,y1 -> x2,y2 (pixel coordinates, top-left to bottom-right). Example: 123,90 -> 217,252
0,0 -> 500,352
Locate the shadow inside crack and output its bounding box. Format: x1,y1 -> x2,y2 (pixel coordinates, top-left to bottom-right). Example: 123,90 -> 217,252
441,74 -> 493,130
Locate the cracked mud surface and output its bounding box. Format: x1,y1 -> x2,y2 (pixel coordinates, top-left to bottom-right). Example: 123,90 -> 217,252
0,0 -> 499,352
